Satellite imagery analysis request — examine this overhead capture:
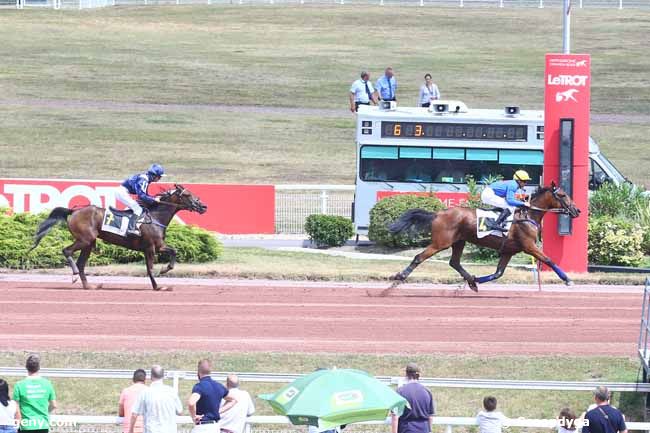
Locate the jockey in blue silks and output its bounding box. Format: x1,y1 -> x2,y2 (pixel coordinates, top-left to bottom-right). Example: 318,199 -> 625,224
480,170 -> 531,231
115,164 -> 165,235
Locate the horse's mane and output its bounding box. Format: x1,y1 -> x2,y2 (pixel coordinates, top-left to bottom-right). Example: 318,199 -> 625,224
531,186 -> 553,200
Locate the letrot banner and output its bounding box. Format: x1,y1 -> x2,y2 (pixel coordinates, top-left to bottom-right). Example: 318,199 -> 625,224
543,53 -> 591,273
0,178 -> 275,234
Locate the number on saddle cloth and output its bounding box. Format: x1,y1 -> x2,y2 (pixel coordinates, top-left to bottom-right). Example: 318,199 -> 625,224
476,209 -> 512,238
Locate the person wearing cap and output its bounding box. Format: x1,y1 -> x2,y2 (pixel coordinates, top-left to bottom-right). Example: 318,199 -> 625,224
480,170 -> 532,232
391,363 -> 435,433
582,387 -> 627,433
349,71 -> 378,113
117,164 -> 166,235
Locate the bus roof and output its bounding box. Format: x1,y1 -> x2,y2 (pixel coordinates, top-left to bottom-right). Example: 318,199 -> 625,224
357,105 -> 544,123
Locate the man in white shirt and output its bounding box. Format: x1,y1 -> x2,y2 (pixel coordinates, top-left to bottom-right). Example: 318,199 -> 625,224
218,375 -> 255,433
129,366 -> 183,433
349,71 -> 378,113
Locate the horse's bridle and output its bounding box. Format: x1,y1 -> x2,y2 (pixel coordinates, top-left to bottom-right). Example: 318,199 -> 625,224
528,189 -> 572,215
157,187 -> 204,212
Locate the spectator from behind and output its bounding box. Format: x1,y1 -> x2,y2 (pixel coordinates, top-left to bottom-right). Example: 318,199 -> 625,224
376,67 -> 397,102
349,71 -> 378,113
0,379 -> 20,433
557,408 -> 578,433
391,363 -> 435,433
219,375 -> 255,433
129,365 -> 182,433
582,386 -> 627,433
119,369 -> 147,433
476,396 -> 508,433
418,74 -> 441,107
187,360 -> 237,433
13,354 -> 56,433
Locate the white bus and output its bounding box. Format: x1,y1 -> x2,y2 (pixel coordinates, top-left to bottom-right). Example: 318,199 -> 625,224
353,101 -> 626,235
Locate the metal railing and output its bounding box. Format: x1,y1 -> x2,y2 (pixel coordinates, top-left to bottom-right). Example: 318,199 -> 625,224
638,277 -> 650,381
3,367 -> 650,393
275,185 -> 354,234
7,0 -> 646,10
42,414 -> 650,433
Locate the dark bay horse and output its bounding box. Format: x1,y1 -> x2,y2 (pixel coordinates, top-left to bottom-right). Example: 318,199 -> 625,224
30,184 -> 207,291
388,182 -> 581,291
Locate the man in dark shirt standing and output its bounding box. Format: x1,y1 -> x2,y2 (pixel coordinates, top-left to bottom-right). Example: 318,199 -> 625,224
582,386 -> 627,433
188,359 -> 238,433
392,363 -> 435,433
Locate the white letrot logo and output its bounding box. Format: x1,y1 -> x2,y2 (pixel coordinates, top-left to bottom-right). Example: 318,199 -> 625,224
547,74 -> 588,86
555,89 -> 579,102
576,60 -> 587,67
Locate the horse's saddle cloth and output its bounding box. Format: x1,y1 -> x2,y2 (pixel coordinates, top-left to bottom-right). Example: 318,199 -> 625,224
101,208 -> 130,237
476,209 -> 514,239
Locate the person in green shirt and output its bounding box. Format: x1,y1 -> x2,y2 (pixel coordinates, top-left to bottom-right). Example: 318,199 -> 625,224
12,355 -> 56,433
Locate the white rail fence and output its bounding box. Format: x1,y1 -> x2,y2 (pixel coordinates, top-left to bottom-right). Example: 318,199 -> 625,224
275,185 -> 354,234
5,0 -> 643,10
3,367 -> 650,393
40,414 -> 650,433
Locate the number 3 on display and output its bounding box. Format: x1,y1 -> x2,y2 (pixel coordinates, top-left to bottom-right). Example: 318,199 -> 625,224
415,125 -> 423,136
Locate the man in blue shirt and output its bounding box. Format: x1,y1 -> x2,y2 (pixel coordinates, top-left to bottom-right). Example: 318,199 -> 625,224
188,360 -> 237,433
480,170 -> 531,231
582,386 -> 627,433
116,164 -> 165,235
376,67 -> 397,102
391,363 -> 435,433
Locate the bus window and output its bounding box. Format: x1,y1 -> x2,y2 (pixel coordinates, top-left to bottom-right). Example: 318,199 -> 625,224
360,146 -> 542,184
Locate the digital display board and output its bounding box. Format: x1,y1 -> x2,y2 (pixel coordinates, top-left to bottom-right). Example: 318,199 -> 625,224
381,122 -> 528,141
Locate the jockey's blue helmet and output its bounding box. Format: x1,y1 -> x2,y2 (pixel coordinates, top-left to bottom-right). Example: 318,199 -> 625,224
148,164 -> 166,178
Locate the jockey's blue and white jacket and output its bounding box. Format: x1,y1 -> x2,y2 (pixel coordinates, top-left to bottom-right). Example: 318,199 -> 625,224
121,172 -> 156,205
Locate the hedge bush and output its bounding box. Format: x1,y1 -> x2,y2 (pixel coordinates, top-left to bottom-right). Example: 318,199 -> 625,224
0,210 -> 222,269
589,182 -> 649,220
369,194 -> 446,248
304,214 -> 354,247
588,216 -> 643,267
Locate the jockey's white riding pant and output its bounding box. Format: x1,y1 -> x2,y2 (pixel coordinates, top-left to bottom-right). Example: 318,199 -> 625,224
115,186 -> 143,216
481,188 -> 516,213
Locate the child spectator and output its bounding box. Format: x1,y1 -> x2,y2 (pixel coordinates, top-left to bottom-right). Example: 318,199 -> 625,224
477,396 -> 508,433
558,408 -> 578,433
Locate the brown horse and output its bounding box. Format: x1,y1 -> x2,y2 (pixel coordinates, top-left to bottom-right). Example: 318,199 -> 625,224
388,182 -> 581,291
30,184 -> 207,290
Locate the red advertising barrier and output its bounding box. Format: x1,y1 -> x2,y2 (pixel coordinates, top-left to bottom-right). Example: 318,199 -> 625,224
377,191 -> 469,208
0,178 -> 275,234
543,54 -> 591,273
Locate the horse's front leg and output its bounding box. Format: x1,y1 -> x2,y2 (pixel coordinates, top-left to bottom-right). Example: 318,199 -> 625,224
523,244 -> 572,286
159,244 -> 177,275
145,247 -> 159,291
473,254 -> 513,288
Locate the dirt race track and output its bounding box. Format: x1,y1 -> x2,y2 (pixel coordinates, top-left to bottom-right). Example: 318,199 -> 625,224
0,274 -> 645,356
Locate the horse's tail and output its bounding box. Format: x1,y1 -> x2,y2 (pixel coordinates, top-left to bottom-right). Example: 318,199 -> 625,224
388,208 -> 436,235
30,207 -> 73,251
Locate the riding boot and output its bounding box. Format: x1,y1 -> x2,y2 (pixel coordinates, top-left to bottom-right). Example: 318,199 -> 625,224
487,208 -> 511,232
127,214 -> 141,236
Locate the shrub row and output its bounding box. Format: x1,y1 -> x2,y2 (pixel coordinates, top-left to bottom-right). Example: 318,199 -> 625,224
0,210 -> 222,269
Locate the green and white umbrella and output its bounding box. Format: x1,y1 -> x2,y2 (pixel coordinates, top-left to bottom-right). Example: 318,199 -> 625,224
259,368 -> 408,431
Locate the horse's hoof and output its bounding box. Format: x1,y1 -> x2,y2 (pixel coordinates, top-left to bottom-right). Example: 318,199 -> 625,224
468,277 -> 479,293
565,279 -> 574,287
390,273 -> 405,281
158,286 -> 173,292
72,275 -> 78,284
